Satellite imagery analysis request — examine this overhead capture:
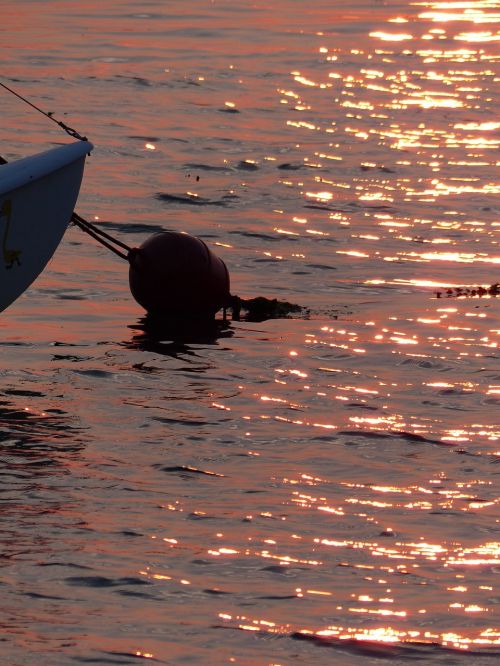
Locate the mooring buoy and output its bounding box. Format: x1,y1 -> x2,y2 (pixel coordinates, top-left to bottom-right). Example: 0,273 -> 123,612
72,216 -> 304,322
128,231 -> 231,318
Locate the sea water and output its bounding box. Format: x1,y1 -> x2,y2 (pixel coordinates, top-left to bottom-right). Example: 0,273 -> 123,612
0,1 -> 498,664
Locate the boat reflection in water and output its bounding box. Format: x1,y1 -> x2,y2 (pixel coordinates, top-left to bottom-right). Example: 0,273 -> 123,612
0,395 -> 84,553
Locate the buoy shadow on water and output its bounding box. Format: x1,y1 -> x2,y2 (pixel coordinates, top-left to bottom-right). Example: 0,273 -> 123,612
126,314 -> 234,357
125,295 -> 308,355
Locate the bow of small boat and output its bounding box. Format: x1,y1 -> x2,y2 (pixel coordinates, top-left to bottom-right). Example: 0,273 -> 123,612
0,140 -> 93,313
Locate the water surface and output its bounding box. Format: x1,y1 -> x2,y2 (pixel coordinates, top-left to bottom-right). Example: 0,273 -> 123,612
0,1 -> 499,663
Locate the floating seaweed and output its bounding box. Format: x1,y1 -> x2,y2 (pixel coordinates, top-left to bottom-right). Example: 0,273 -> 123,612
229,296 -> 306,322
435,283 -> 499,298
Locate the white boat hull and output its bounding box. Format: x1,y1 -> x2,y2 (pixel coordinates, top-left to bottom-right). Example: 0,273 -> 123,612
0,140 -> 92,313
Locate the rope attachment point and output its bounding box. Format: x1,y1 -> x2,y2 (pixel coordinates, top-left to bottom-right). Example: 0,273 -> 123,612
0,80 -> 88,142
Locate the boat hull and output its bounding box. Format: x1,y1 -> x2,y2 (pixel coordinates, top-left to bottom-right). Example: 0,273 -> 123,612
0,140 -> 92,313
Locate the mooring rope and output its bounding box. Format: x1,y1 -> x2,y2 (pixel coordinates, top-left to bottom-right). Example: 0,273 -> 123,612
0,80 -> 88,142
70,213 -> 132,262
0,80 -> 137,260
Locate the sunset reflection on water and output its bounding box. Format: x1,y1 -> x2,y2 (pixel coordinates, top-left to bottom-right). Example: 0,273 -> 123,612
273,0 -> 499,311
0,0 -> 498,662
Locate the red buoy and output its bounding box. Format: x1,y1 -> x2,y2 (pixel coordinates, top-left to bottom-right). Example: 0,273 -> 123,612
128,231 -> 231,318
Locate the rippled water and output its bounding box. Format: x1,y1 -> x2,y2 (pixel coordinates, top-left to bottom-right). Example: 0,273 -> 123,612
1,1 -> 499,664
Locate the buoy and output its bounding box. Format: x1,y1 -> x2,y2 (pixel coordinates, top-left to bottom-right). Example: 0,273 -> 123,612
128,231 -> 231,318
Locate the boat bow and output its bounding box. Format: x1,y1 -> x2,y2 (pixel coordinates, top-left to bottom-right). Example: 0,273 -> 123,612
0,140 -> 93,313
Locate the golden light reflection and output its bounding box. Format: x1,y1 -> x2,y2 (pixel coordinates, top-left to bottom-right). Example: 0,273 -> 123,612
370,31 -> 414,41
420,11 -> 500,23
305,190 -> 333,202
222,6 -> 500,654
455,31 -> 500,41
218,615 -> 500,650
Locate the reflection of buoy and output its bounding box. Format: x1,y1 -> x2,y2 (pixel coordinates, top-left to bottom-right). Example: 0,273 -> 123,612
128,231 -> 231,318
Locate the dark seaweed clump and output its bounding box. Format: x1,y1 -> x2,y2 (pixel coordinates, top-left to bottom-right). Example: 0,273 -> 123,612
230,296 -> 305,321
436,283 -> 499,298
